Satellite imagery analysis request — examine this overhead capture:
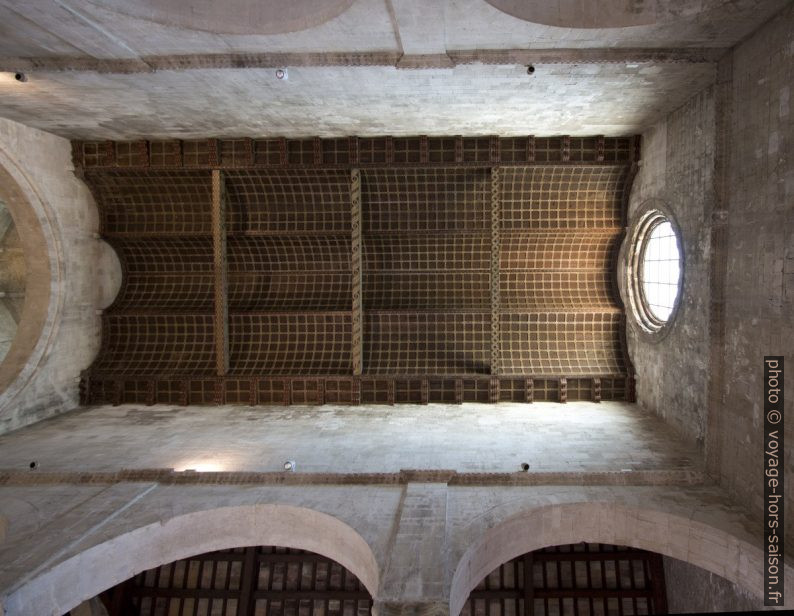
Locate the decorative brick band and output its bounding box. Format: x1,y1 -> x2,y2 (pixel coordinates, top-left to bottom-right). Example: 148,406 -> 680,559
351,168 -> 363,375
490,167 -> 501,375
80,375 -> 632,405
212,170 -> 229,376
3,47 -> 724,75
72,136 -> 637,171
0,468 -> 707,487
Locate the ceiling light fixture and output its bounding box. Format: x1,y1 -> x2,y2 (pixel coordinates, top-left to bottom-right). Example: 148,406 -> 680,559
275,68 -> 288,81
283,460 -> 296,472
14,72 -> 27,82
526,65 -> 535,75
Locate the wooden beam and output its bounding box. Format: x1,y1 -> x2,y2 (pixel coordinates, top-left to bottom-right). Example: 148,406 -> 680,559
648,552 -> 669,614
470,588 -> 655,600
351,168 -> 364,375
211,169 -> 229,376
237,547 -> 258,615
490,166 -> 501,376
523,553 -> 534,616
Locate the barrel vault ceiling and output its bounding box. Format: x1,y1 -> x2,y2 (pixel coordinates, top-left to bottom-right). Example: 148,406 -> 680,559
78,135 -> 635,405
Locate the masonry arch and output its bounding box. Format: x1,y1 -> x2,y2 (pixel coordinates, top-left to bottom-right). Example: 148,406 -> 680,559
3,503 -> 380,616
449,500 -> 786,616
0,143 -> 61,406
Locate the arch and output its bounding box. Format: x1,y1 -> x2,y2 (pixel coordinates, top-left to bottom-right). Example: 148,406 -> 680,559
82,0 -> 355,36
484,0 -> 658,29
0,141 -> 62,407
3,503 -> 380,616
449,500 -> 791,616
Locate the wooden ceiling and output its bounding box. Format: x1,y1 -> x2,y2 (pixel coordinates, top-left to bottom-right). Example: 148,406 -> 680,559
97,542 -> 666,616
76,135 -> 636,406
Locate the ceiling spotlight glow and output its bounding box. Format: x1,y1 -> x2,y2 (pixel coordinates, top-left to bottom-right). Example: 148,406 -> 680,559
173,460 -> 224,472
275,68 -> 288,81
283,460 -> 296,472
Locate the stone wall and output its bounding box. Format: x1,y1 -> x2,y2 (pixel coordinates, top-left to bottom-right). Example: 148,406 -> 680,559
663,556 -> 763,613
628,0 -> 793,555
626,84 -> 716,445
2,480 -> 791,614
716,3 -> 794,539
0,118 -> 116,434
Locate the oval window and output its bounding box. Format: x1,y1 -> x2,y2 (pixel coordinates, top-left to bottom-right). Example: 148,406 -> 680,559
629,210 -> 683,334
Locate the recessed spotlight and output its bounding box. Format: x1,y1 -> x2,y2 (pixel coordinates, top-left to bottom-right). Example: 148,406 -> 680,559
29,461 -> 38,470
14,72 -> 27,82
520,462 -> 530,471
526,65 -> 535,75
283,460 -> 296,472
275,68 -> 288,81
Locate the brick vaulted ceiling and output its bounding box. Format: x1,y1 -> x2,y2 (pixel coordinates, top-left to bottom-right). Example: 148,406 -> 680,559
76,135 -> 637,406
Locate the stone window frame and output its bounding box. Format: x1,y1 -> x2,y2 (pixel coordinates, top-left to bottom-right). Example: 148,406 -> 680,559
621,201 -> 685,342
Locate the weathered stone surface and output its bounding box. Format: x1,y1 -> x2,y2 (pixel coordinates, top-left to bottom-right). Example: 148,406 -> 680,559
0,118 -> 119,435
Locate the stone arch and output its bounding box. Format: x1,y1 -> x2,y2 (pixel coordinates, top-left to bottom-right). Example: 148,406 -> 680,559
483,0 -> 659,28
3,503 -> 380,615
83,0 -> 355,36
0,142 -> 61,406
449,500 -> 791,615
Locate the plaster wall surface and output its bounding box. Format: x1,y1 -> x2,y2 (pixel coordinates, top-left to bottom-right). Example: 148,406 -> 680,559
0,63 -> 716,140
663,555 -> 763,613
0,402 -> 701,474
1,0 -> 786,59
1,480 -> 792,615
717,2 -> 794,542
0,117 -> 114,435
627,84 -> 715,445
16,0 -> 791,139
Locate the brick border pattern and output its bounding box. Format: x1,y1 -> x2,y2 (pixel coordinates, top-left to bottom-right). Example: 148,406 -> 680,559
0,467 -> 706,487
72,136 -> 635,172
79,375 -> 630,405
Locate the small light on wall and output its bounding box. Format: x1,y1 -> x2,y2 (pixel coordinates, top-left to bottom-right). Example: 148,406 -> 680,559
14,72 -> 27,83
275,68 -> 288,81
283,460 -> 296,472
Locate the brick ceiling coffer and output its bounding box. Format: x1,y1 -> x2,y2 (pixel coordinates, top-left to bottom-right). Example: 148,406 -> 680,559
75,135 -> 637,406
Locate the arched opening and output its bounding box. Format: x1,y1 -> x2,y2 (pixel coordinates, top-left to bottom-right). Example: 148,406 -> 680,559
4,504 -> 380,616
449,501 -> 779,616
460,542 -> 668,616
78,545 -> 373,616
